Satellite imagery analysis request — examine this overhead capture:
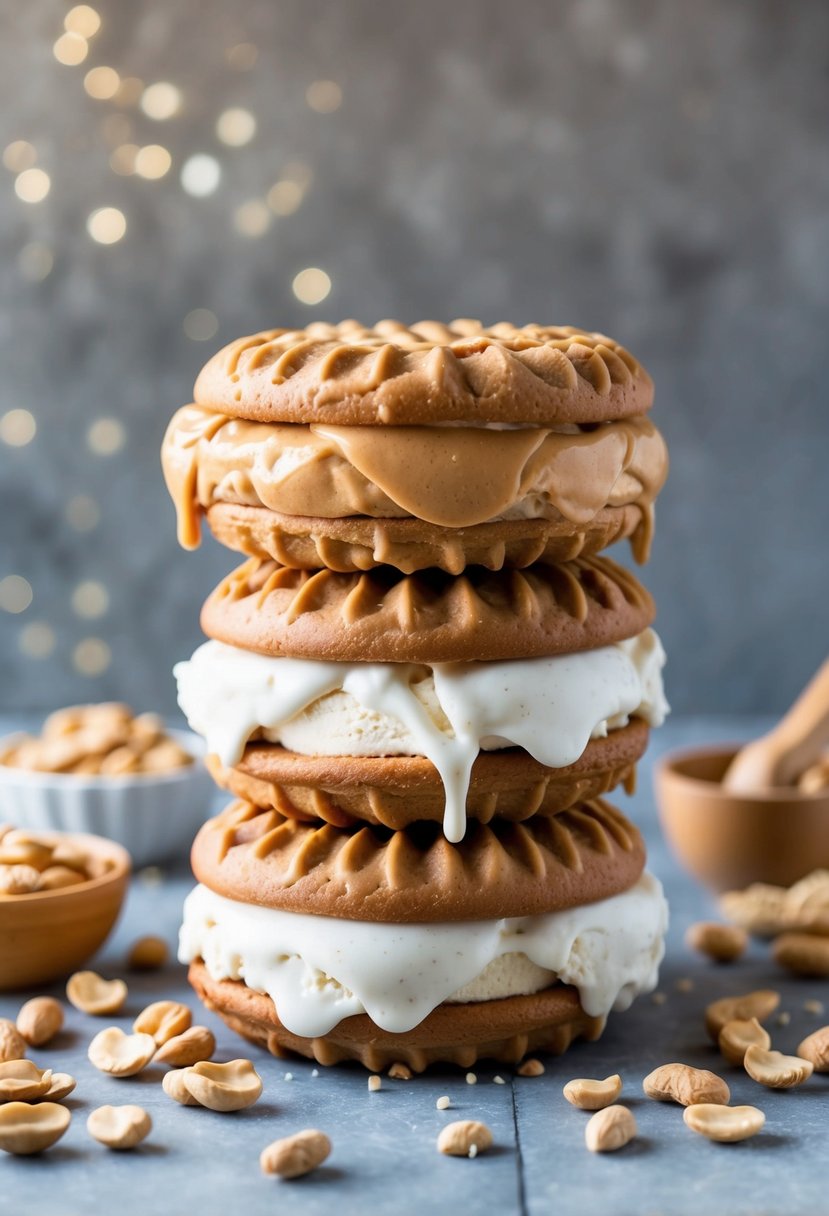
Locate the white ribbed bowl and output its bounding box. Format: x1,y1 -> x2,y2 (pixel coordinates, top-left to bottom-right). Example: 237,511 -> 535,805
0,729 -> 214,868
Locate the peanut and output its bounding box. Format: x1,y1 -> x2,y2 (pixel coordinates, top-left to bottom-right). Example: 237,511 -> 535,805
67,971 -> 127,1016
0,1019 -> 26,1062
0,1102 -> 70,1154
683,1103 -> 765,1143
719,884 -> 787,936
705,989 -> 780,1041
162,1068 -> 201,1106
17,997 -> 63,1047
181,1059 -> 263,1112
0,1060 -> 53,1102
260,1129 -> 332,1178
685,921 -> 747,963
154,1025 -> 215,1068
517,1058 -> 545,1078
87,1105 -> 152,1150
643,1063 -> 729,1107
744,1045 -> 813,1089
772,932 -> 829,977
133,1000 -> 191,1046
0,864 -> 41,894
797,1025 -> 829,1072
43,1073 -> 76,1102
437,1120 -> 493,1158
88,1028 -> 156,1078
584,1105 -> 637,1153
126,935 -> 168,971
563,1074 -> 622,1110
718,1017 -> 771,1066
387,1062 -> 412,1080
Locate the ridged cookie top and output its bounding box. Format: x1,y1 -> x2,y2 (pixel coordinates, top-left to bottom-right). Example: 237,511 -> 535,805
201,554 -> 654,663
194,320 -> 653,426
191,798 -> 646,922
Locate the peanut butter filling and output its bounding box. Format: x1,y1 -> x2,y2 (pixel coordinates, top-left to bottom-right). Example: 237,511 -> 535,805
162,406 -> 667,558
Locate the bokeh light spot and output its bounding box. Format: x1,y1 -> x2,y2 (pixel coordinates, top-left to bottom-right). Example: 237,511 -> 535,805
292,267 -> 332,305
114,76 -> 144,107
3,141 -> 37,172
306,80 -> 342,113
53,32 -> 89,66
180,154 -> 221,197
267,179 -> 304,216
226,42 -> 258,71
216,107 -> 256,146
71,580 -> 109,619
66,495 -> 101,532
20,622 -> 55,660
65,5 -> 101,36
233,199 -> 270,237
84,65 -> 120,99
0,576 -> 33,615
14,168 -> 50,203
0,409 -> 36,446
18,243 -> 54,282
141,82 -> 182,120
109,143 -> 139,175
87,417 -> 126,454
134,144 -> 172,179
87,207 -> 127,244
183,309 -> 219,341
73,638 -> 112,676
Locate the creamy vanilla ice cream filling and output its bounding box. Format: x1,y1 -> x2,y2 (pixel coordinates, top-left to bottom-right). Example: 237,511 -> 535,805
175,629 -> 668,841
179,873 -> 668,1037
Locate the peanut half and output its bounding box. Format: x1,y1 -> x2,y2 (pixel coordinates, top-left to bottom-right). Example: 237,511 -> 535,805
437,1120 -> 493,1158
643,1063 -> 730,1107
0,1102 -> 70,1155
772,933 -> 829,977
260,1129 -> 332,1178
67,971 -> 128,1016
718,1017 -> 771,1066
563,1074 -> 622,1111
743,1045 -> 813,1089
87,1105 -> 152,1150
43,1073 -> 76,1102
133,1000 -> 192,1046
0,1060 -> 53,1102
162,1068 -> 201,1106
88,1028 -> 156,1078
704,989 -> 780,1041
17,997 -> 63,1047
0,1019 -> 26,1063
180,1059 -> 263,1112
154,1026 -> 215,1068
683,1103 -> 765,1143
797,1026 -> 829,1072
126,936 -> 168,971
584,1105 -> 637,1153
685,921 -> 747,963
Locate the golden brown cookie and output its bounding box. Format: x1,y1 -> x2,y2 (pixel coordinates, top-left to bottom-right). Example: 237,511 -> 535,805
206,502 -> 653,573
194,320 -> 653,426
190,798 -> 645,923
208,719 -> 648,829
200,554 -> 654,664
189,961 -> 605,1072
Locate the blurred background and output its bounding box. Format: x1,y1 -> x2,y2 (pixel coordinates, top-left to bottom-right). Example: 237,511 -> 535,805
0,0 -> 827,716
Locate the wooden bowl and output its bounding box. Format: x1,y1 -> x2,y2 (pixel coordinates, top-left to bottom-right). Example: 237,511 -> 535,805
0,832 -> 131,991
655,745 -> 829,892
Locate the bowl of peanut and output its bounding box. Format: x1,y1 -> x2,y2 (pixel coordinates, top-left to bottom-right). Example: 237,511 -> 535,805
0,824 -> 130,990
0,703 -> 215,867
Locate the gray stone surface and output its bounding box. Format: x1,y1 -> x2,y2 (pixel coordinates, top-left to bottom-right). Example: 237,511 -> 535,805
1,1 -> 828,715
0,715 -> 826,1216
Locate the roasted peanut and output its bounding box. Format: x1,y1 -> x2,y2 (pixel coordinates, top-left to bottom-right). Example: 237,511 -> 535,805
584,1105 -> 637,1153
17,997 -> 63,1047
772,932 -> 829,977
517,1058 -> 545,1078
126,935 -> 168,971
563,1074 -> 622,1110
67,970 -> 127,1016
162,1068 -> 201,1106
705,989 -> 780,1041
181,1059 -> 263,1112
743,1045 -> 813,1089
88,1028 -> 156,1078
154,1025 -> 215,1067
0,1060 -> 53,1102
133,1000 -> 192,1046
683,1103 -> 765,1143
643,1063 -> 729,1107
797,1025 -> 829,1072
87,1105 -> 152,1150
43,1073 -> 76,1102
437,1120 -> 493,1158
718,1017 -> 771,1066
387,1062 -> 412,1080
685,921 -> 747,963
0,1019 -> 26,1062
0,1102 -> 70,1154
719,885 -> 787,936
260,1129 -> 332,1178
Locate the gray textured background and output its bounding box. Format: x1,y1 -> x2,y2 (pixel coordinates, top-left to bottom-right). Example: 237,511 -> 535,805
1,0 -> 827,715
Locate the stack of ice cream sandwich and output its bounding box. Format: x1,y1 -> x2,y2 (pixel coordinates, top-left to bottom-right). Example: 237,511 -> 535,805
163,320 -> 671,1072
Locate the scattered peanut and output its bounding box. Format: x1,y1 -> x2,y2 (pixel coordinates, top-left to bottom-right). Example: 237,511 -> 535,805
683,1103 -> 765,1143
797,1026 -> 829,1072
563,1074 -> 623,1111
0,1060 -> 53,1102
0,1102 -> 70,1155
773,933 -> 829,977
436,1096 -> 451,1110
133,1000 -> 192,1046
517,1058 -> 545,1078
162,1068 -> 202,1106
0,1019 -> 26,1063
87,1105 -> 152,1150
388,1062 -> 412,1080
437,1120 -> 493,1158
705,989 -> 780,1041
127,936 -> 168,971
584,1105 -> 637,1153
17,997 -> 63,1047
43,1073 -> 76,1102
744,1045 -> 813,1089
88,1028 -> 156,1078
643,1063 -> 730,1107
67,971 -> 128,1016
685,921 -> 747,963
154,1025 -> 215,1067
180,1059 -> 263,1112
367,1074 -> 381,1092
260,1129 -> 331,1178
718,1017 -> 771,1066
